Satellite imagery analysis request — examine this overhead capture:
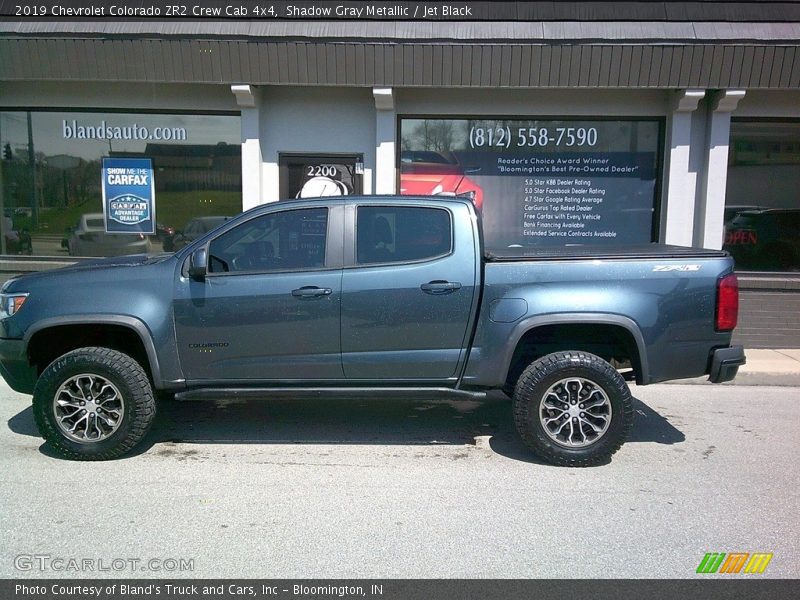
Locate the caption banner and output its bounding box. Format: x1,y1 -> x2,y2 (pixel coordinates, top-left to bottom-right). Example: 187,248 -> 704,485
3,1 -> 486,19
6,579 -> 799,600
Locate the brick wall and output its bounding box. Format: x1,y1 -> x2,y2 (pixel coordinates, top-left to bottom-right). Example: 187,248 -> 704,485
733,290 -> 800,349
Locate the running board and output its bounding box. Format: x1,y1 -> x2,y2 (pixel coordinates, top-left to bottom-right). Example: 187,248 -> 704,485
174,387 -> 488,402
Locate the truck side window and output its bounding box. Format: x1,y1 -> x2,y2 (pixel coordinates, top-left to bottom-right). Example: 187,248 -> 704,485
356,206 -> 451,265
208,208 -> 328,273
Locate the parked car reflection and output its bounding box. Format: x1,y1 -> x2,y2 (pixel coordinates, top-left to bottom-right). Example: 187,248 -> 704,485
164,216 -> 231,252
67,213 -> 152,257
724,205 -> 764,227
399,151 -> 484,210
153,222 -> 175,243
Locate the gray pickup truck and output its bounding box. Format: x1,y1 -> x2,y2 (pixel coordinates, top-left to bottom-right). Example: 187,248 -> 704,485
0,196 -> 744,465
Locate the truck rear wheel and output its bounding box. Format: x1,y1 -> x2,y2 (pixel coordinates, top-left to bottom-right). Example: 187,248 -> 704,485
512,351 -> 633,467
32,347 -> 156,460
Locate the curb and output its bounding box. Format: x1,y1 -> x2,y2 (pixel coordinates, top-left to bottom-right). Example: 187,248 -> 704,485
663,372 -> 800,387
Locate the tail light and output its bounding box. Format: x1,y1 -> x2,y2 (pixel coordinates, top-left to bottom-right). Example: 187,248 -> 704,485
715,273 -> 739,332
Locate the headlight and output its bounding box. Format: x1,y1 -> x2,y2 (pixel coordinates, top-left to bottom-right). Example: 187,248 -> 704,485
0,293 -> 29,318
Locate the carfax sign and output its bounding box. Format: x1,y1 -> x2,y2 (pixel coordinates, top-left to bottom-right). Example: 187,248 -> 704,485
101,157 -> 155,234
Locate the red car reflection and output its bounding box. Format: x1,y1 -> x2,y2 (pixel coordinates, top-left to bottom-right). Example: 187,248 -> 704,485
399,151 -> 484,211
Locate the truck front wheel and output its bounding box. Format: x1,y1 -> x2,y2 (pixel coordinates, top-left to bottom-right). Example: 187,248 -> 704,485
512,351 -> 633,467
32,347 -> 156,460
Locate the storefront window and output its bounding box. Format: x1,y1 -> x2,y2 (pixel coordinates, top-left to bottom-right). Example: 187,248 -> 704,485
724,120 -> 800,272
399,117 -> 662,253
0,111 -> 241,257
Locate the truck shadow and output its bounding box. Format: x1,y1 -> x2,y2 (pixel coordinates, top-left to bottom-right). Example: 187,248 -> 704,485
8,395 -> 684,465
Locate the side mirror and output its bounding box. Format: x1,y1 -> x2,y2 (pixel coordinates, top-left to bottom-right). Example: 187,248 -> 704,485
188,247 -> 208,281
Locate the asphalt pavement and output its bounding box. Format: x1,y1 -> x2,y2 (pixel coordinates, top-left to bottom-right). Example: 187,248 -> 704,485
1,379 -> 798,579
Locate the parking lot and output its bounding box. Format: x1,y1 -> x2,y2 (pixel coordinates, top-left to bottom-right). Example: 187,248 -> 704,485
1,380 -> 798,579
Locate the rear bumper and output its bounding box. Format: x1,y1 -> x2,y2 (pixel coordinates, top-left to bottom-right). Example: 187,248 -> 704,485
0,338 -> 36,394
708,345 -> 746,383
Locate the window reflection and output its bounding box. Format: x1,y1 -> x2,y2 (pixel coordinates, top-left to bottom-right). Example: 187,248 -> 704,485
725,121 -> 800,272
399,118 -> 661,251
0,111 -> 241,257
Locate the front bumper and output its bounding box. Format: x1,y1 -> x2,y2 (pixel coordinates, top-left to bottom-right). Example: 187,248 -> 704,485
708,345 -> 746,383
0,338 -> 36,394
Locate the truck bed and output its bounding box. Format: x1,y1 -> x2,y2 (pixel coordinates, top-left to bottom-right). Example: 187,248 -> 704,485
464,244 -> 736,387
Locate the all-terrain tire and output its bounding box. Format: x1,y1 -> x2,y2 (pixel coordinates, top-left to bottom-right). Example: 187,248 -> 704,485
512,351 -> 633,467
32,347 -> 156,460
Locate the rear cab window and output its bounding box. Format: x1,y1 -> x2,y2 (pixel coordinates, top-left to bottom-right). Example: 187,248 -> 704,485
356,206 -> 452,265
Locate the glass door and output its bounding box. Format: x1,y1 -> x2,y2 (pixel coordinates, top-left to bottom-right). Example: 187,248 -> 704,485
279,154 -> 363,200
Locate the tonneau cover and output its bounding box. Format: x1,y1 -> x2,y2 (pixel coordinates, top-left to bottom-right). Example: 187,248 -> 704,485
485,244 -> 729,262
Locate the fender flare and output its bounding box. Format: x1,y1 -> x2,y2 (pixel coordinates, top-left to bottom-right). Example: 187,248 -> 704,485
23,315 -> 163,386
502,313 -> 650,384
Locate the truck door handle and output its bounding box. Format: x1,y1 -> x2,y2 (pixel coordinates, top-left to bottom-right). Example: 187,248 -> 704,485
291,286 -> 332,298
420,280 -> 462,295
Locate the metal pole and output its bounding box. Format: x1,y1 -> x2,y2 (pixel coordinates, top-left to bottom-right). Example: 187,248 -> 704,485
0,116 -> 6,254
27,111 -> 38,229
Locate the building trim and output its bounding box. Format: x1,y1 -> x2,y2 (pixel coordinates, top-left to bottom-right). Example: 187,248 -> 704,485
2,21 -> 800,40
663,89 -> 706,247
1,39 -> 799,89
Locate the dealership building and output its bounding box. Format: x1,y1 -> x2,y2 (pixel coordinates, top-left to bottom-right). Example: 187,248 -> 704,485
1,1 -> 799,347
